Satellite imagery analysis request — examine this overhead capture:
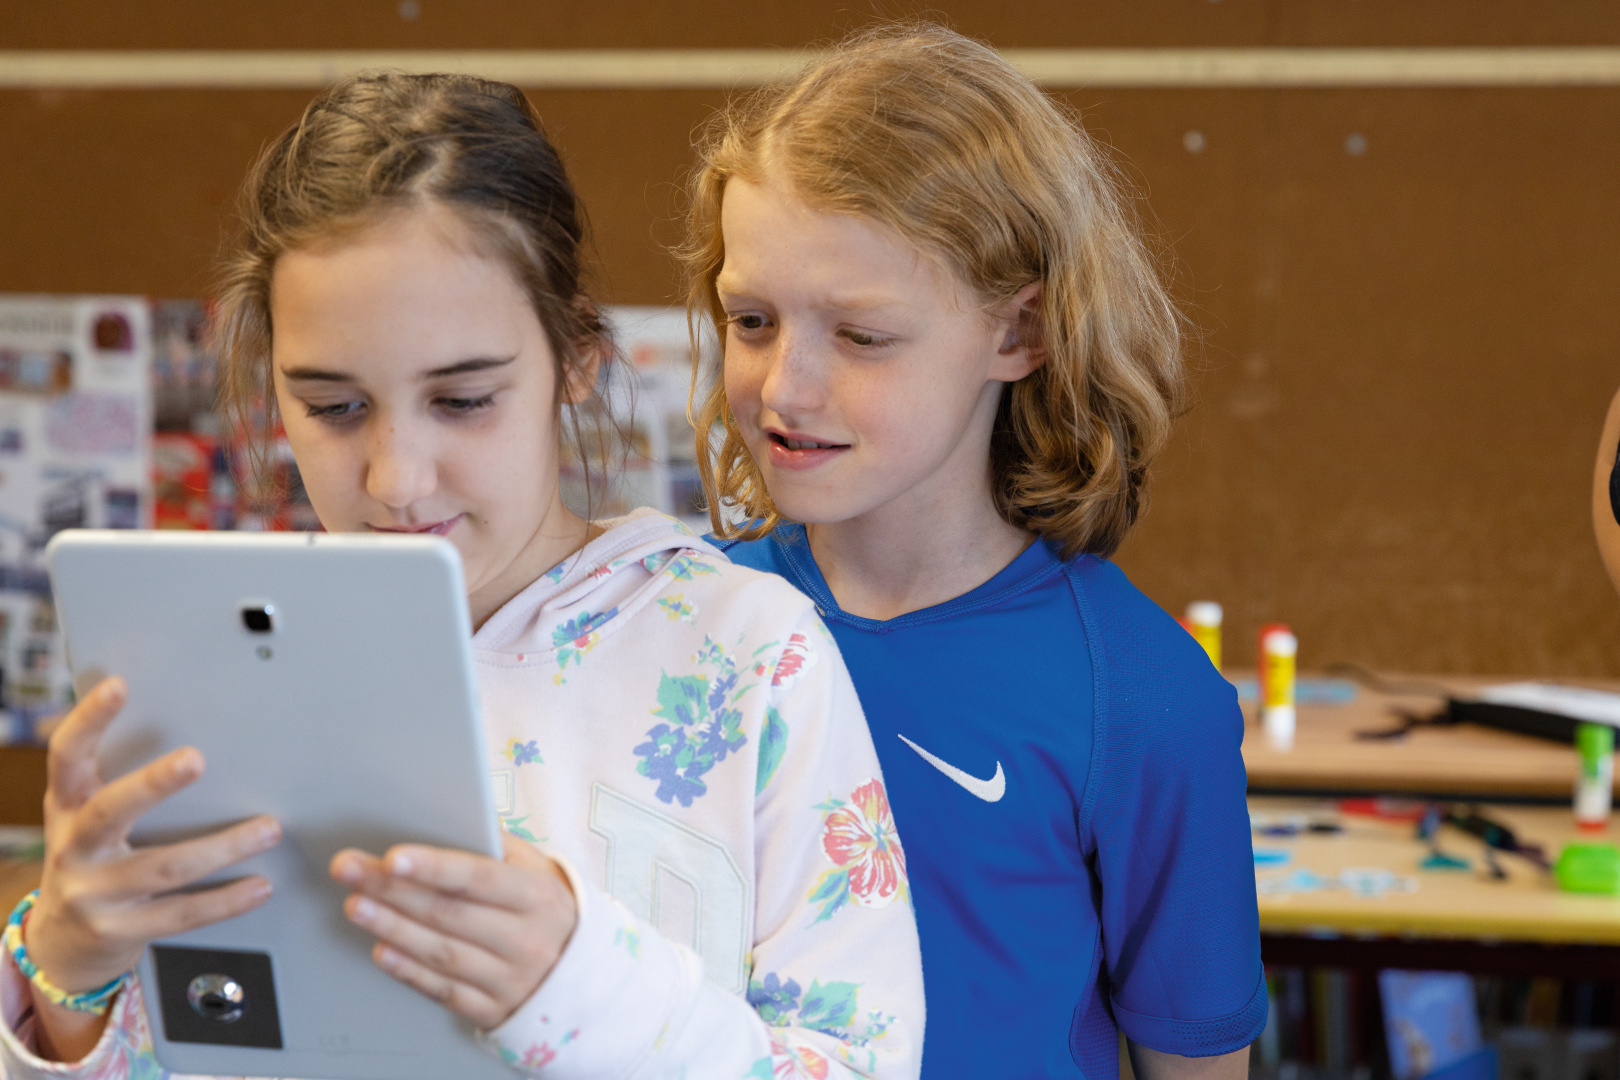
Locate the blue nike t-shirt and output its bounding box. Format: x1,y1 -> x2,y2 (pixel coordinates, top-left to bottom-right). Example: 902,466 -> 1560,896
714,525 -> 1266,1079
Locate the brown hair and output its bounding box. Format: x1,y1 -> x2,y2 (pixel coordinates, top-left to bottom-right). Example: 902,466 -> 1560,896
214,71 -> 605,494
680,23 -> 1185,559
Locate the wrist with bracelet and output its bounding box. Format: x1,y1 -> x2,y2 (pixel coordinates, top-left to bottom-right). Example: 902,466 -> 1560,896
3,891 -> 126,1017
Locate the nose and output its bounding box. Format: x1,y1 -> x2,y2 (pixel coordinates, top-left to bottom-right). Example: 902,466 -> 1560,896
364,419 -> 436,510
756,325 -> 823,419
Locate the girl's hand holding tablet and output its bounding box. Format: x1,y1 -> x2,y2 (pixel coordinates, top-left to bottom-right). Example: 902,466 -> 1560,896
329,835 -> 575,1030
25,676 -> 281,1061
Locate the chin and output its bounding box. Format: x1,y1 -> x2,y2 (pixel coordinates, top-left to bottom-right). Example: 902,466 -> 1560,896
767,488 -> 865,527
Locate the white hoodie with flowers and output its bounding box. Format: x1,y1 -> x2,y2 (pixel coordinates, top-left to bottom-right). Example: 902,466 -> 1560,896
0,509 -> 923,1080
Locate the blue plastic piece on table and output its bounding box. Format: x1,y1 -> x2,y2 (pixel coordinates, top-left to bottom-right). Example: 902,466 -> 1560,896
1230,677 -> 1358,705
1253,848 -> 1291,865
1420,851 -> 1472,871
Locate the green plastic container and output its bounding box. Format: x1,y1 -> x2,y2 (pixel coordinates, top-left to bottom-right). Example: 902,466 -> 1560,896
1555,842 -> 1620,894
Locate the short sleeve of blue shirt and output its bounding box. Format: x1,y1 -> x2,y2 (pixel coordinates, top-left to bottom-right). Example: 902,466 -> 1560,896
715,526 -> 1265,1079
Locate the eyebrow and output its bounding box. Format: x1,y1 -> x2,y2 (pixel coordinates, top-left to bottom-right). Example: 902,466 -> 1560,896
821,297 -> 904,313
714,284 -> 903,313
279,354 -> 518,383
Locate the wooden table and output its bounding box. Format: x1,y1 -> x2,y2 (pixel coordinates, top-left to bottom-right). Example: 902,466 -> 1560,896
1252,796 -> 1620,944
1240,673 -> 1620,801
1253,795 -> 1620,979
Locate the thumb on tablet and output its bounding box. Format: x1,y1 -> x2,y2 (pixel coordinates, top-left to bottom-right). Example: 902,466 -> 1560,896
500,831 -> 549,867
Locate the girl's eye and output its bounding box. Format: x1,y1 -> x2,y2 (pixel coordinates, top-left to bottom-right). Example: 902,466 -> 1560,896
306,400 -> 365,421
435,392 -> 497,414
728,313 -> 770,333
839,328 -> 894,349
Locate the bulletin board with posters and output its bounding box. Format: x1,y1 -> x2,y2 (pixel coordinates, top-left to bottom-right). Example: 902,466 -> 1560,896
0,295 -> 152,740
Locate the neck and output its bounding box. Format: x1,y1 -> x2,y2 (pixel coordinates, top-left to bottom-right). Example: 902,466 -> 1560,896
806,477 -> 1033,623
467,495 -> 595,631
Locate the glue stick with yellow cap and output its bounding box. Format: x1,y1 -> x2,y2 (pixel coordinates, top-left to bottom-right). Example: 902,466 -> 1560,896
1257,623 -> 1291,678
1185,602 -> 1222,672
1260,626 -> 1297,750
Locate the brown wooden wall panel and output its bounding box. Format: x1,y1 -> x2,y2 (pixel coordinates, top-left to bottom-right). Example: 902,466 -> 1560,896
1098,86 -> 1620,676
4,2 -> 1620,678
0,0 -> 1268,50
7,1 -> 1620,50
0,86 -> 727,303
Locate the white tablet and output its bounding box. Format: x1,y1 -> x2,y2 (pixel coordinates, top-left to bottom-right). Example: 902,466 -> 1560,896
47,529 -> 512,1080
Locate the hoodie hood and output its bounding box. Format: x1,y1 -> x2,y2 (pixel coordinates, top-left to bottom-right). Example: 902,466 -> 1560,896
473,508 -> 724,659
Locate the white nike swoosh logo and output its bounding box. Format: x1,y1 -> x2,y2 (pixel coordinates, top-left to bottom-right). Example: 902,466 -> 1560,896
897,734 -> 1006,802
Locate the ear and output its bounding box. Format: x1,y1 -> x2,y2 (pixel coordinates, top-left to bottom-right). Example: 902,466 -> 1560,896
990,282 -> 1046,383
561,337 -> 603,406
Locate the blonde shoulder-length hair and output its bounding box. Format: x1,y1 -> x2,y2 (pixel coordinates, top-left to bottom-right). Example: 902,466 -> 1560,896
679,22 -> 1185,560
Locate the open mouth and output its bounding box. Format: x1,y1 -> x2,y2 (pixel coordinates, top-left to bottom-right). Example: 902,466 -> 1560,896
769,432 -> 848,451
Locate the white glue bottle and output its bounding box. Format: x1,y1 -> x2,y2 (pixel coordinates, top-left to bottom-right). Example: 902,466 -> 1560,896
1260,626 -> 1297,751
1185,601 -> 1223,672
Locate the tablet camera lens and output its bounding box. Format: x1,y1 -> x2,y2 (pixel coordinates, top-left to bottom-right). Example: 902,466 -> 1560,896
242,607 -> 273,633
187,973 -> 246,1023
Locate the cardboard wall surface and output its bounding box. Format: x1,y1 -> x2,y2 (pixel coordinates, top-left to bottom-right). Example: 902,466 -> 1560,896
3,2 -> 1619,676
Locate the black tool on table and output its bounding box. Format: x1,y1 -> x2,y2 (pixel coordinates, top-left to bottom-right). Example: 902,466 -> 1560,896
1413,804 -> 1550,880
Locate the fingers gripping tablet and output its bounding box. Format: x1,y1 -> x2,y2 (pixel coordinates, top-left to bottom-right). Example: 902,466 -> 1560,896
45,530 -> 508,1080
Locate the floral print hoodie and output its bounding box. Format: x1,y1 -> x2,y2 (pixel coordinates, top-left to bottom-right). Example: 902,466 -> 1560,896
0,509 -> 923,1080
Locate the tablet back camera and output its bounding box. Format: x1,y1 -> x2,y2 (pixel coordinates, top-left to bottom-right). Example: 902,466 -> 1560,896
241,606 -> 274,634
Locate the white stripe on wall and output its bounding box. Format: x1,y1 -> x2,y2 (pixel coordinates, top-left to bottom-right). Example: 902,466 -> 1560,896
2,48 -> 1620,90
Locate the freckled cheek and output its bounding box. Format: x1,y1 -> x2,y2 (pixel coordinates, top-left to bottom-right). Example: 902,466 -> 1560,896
823,367 -> 900,450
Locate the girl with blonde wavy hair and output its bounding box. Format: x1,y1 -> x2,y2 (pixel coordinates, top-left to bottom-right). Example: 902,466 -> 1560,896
689,22 -> 1264,1079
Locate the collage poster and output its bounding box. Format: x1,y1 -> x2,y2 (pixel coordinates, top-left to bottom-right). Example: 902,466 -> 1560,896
0,296 -> 152,740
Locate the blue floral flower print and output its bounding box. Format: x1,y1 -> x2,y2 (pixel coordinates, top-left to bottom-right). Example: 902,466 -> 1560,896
656,593 -> 698,623
551,607 -> 617,683
503,737 -> 542,767
643,549 -> 722,581
633,636 -> 755,807
746,971 -> 896,1074
666,553 -> 720,580
748,972 -> 806,1024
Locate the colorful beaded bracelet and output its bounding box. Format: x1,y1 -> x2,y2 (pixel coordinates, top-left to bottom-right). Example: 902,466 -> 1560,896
4,891 -> 126,1016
